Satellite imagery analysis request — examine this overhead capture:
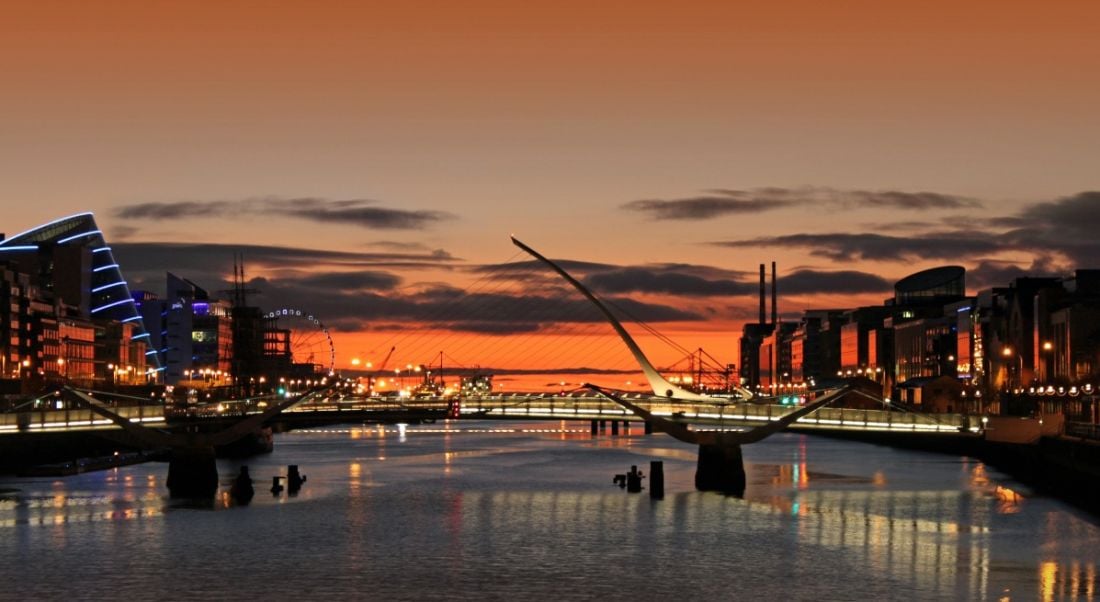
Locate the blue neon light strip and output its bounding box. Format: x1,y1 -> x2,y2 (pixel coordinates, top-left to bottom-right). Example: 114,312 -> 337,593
0,245 -> 39,252
145,350 -> 159,356
93,264 -> 120,272
131,333 -> 151,340
92,281 -> 128,293
121,316 -> 142,323
93,247 -> 112,254
90,298 -> 134,313
57,229 -> 102,244
0,212 -> 94,245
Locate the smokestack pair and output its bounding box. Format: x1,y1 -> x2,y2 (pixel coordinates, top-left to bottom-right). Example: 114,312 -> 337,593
758,262 -> 777,326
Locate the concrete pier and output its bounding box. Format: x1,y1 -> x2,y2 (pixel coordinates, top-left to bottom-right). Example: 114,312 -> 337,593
694,443 -> 746,496
165,446 -> 219,498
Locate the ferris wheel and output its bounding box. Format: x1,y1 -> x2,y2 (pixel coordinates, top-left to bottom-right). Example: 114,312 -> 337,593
265,308 -> 336,375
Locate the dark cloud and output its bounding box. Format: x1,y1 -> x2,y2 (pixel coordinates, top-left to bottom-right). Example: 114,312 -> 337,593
622,196 -> 796,220
279,198 -> 453,230
114,201 -> 231,220
261,284 -> 704,335
856,220 -> 940,232
647,263 -> 751,280
779,270 -> 892,295
996,191 -> 1100,232
997,191 -> 1100,266
112,242 -> 458,279
704,190 -> 1100,292
966,258 -> 1062,289
445,321 -> 543,334
844,190 -> 981,210
711,232 -> 1005,262
280,271 -> 402,292
108,225 -> 140,241
584,267 -> 754,296
470,258 -> 621,276
113,197 -> 454,230
623,187 -> 981,220
471,257 -> 750,291
365,240 -> 433,252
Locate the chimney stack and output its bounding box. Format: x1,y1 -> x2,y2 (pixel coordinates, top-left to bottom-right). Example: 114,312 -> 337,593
771,261 -> 777,326
758,263 -> 766,325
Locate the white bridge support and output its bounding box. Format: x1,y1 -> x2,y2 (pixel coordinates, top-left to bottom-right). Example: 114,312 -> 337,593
511,236 -> 750,401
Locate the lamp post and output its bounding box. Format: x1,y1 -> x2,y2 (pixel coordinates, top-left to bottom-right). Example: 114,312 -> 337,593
1002,346 -> 1016,391
1041,340 -> 1054,384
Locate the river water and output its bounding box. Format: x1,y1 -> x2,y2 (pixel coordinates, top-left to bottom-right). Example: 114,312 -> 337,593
1,422 -> 1097,601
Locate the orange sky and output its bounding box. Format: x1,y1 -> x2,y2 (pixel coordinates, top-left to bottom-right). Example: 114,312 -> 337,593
3,1 -> 1099,383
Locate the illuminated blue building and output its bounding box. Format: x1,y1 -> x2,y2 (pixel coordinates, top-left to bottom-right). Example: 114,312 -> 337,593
0,212 -> 161,374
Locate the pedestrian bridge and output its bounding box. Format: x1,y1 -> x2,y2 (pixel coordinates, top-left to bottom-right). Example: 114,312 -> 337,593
0,390 -> 977,436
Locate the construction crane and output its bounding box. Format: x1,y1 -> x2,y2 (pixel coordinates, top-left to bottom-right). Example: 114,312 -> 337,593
368,346 -> 396,394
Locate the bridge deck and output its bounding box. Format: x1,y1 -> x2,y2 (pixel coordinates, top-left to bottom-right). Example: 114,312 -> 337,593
0,393 -> 977,436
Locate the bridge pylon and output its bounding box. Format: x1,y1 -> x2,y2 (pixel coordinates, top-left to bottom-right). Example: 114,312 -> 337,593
65,386 -> 322,498
511,236 -> 730,401
587,383 -> 851,495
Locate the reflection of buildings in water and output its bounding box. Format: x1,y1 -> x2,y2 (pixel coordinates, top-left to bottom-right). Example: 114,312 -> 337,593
969,462 -> 991,488
993,485 -> 1023,515
1041,560 -> 1097,602
970,462 -> 1025,515
0,492 -> 162,528
457,489 -> 1000,595
760,462 -> 811,490
452,487 -> 1098,598
785,490 -> 991,599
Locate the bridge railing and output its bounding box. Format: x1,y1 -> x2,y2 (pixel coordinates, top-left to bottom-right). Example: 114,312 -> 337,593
0,392 -> 977,435
455,395 -> 975,433
281,397 -> 451,413
0,405 -> 166,433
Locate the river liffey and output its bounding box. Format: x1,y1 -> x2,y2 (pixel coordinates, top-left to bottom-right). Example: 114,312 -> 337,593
1,422 -> 1098,601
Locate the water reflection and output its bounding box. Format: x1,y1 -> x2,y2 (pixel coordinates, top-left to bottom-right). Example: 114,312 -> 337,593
0,426 -> 1098,599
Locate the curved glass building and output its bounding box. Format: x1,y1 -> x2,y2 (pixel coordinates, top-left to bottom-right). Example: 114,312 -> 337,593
0,212 -> 160,370
894,266 -> 966,305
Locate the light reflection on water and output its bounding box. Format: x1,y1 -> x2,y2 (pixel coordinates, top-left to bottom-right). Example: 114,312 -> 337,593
0,423 -> 1097,600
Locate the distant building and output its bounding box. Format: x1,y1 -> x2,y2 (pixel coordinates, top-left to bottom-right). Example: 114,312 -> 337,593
892,265 -> 965,305
0,213 -> 154,388
134,273 -> 233,386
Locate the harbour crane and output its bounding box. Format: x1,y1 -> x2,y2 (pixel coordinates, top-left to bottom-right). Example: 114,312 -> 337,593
368,346 -> 396,394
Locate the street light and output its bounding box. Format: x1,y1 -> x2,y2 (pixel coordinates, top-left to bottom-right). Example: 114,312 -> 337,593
1002,346 -> 1017,390
1040,341 -> 1054,384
